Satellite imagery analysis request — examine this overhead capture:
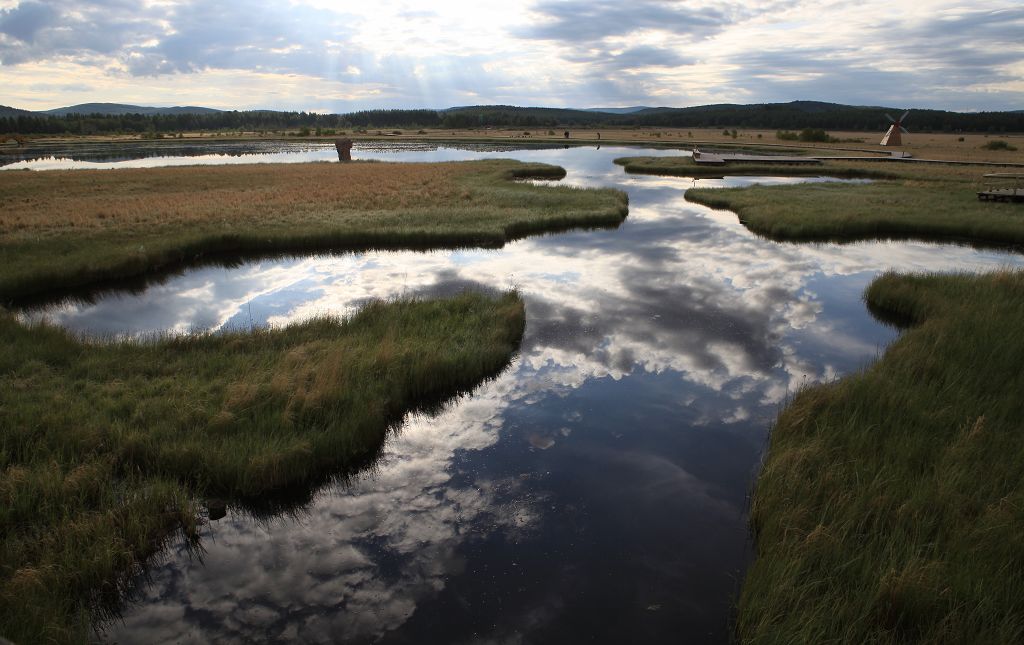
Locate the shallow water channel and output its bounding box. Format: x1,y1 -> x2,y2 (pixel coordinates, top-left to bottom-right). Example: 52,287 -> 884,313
16,142 -> 1024,643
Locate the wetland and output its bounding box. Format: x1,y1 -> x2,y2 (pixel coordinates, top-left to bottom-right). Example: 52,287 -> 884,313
3,141 -> 1024,643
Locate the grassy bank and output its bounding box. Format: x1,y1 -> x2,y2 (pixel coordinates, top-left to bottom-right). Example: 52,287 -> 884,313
741,270 -> 1024,643
613,155 -> 899,179
0,159 -> 628,303
614,156 -> 1024,247
1,291 -> 525,642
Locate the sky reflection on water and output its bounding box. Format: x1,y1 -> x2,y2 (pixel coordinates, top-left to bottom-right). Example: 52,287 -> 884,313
22,144 -> 1021,644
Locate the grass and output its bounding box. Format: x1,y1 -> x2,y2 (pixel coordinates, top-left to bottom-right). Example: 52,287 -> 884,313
613,155 -> 899,179
741,270 -> 1024,643
0,159 -> 628,303
630,158 -> 1024,247
1,292 -> 526,643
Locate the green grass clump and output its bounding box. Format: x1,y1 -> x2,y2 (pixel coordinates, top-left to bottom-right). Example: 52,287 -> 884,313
0,291 -> 525,642
741,270 -> 1024,643
613,156 -> 895,179
981,140 -> 1018,151
684,173 -> 1024,247
0,159 -> 628,303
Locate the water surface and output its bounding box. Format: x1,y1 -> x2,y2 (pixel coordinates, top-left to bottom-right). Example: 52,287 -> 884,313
20,143 -> 1021,644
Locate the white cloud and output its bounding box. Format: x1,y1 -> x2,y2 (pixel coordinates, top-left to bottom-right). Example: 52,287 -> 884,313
0,0 -> 1021,110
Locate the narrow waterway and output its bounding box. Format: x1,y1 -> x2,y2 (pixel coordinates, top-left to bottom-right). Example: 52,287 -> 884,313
17,143 -> 1022,643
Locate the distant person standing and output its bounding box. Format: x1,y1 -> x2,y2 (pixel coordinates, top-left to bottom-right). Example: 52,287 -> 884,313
597,132 -> 601,140
564,131 -> 569,139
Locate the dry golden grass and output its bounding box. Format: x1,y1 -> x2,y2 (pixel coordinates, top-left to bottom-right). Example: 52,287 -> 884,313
0,161 -> 470,237
0,159 -> 627,301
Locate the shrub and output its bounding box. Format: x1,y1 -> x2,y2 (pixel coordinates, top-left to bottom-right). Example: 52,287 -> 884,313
982,140 -> 1017,151
798,128 -> 836,143
776,130 -> 799,141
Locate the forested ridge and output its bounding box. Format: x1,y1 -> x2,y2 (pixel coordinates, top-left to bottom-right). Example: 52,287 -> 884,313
2,101 -> 1021,135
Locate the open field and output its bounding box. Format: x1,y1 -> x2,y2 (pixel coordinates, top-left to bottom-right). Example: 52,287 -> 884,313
741,270 -> 1024,643
613,157 -> 1024,247
0,159 -> 628,302
1,292 -> 525,643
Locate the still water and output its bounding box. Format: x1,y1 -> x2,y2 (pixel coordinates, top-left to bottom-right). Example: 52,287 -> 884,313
18,143 -> 1022,643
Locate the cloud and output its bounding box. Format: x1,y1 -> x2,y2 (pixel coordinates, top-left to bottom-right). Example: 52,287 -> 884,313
122,1 -> 360,77
708,4 -> 1024,110
518,0 -> 743,43
0,0 -> 57,42
0,0 -> 363,77
0,0 -> 157,65
1,0 -> 1023,114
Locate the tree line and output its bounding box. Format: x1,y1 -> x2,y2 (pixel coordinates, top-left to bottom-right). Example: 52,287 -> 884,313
2,102 -> 1022,135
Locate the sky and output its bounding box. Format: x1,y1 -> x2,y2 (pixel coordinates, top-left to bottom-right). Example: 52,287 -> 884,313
0,0 -> 1022,113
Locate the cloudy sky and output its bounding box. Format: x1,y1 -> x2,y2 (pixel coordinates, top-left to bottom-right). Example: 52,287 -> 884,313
1,0 -> 1022,112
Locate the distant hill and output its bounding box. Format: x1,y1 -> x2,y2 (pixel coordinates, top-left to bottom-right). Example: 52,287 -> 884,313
0,105 -> 35,118
583,106 -> 654,114
41,103 -> 221,116
2,100 -> 1021,134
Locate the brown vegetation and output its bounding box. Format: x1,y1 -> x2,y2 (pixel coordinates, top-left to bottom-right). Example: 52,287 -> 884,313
3,161 -> 498,237
0,159 -> 627,301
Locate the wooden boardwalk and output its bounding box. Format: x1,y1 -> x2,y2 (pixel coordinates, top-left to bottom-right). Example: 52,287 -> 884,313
692,149 -> 820,166
978,174 -> 1024,203
977,188 -> 1024,203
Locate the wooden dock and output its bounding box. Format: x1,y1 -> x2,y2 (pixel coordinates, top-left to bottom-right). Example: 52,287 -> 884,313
977,188 -> 1024,203
977,173 -> 1024,203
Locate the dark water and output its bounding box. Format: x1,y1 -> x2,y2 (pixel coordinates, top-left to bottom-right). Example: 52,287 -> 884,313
18,143 -> 1022,644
